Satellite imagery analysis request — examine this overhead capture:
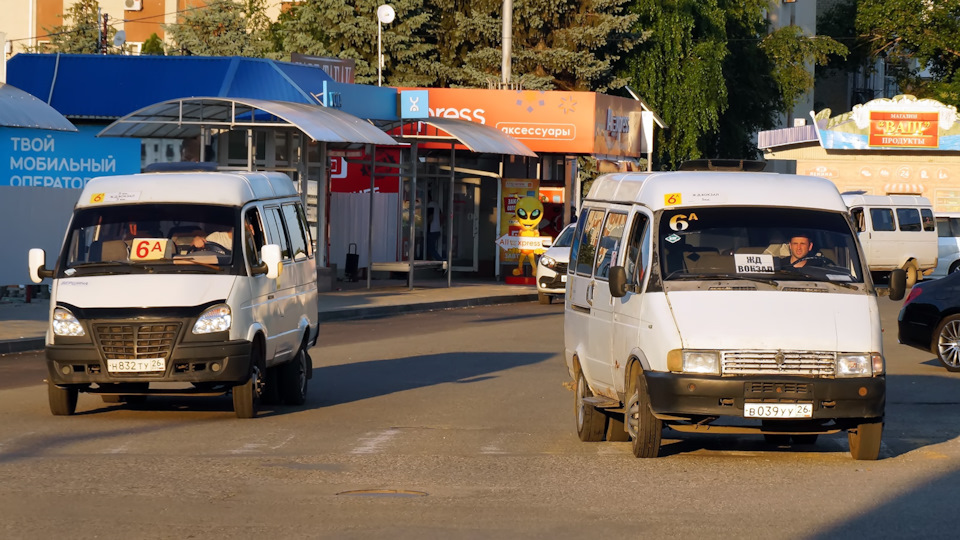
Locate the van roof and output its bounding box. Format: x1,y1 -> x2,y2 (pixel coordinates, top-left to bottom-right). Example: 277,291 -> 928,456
585,171 -> 848,212
840,193 -> 932,208
75,171 -> 298,209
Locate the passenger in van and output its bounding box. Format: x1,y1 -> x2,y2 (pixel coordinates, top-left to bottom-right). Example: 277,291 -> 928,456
780,232 -> 833,269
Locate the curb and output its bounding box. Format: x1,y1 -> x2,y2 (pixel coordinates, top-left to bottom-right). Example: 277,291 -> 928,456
317,294 -> 539,322
0,337 -> 45,355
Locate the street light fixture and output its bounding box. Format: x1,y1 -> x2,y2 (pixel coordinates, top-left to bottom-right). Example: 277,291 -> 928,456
377,4 -> 395,87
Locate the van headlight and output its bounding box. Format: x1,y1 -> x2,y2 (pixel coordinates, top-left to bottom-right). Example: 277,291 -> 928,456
52,307 -> 85,336
193,304 -> 231,334
540,255 -> 558,269
837,353 -> 882,377
679,350 -> 720,374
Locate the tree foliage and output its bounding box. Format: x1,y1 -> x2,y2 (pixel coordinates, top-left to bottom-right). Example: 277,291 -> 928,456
141,33 -> 166,56
856,0 -> 960,105
274,0 -> 638,90
166,0 -> 274,57
760,25 -> 848,113
32,0 -> 117,54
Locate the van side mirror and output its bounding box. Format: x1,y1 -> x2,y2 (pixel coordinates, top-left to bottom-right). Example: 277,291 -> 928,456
608,266 -> 628,298
888,268 -> 906,301
261,244 -> 283,279
28,248 -> 54,283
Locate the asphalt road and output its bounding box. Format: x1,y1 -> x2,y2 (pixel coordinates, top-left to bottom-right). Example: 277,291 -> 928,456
1,297 -> 959,539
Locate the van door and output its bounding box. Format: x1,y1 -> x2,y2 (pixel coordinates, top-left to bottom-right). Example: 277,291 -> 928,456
865,206 -> 898,268
262,204 -> 297,360
243,206 -> 281,361
611,210 -> 651,394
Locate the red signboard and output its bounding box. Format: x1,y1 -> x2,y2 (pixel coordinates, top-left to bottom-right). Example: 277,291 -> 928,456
868,111 -> 939,148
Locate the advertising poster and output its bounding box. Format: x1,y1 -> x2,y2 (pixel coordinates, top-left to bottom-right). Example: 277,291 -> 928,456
499,178 -> 540,264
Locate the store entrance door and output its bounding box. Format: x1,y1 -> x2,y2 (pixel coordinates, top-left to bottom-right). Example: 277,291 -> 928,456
451,178 -> 481,272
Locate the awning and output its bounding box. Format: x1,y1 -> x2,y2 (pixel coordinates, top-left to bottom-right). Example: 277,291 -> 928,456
0,82 -> 77,131
97,97 -> 400,146
884,183 -> 925,195
383,117 -> 537,157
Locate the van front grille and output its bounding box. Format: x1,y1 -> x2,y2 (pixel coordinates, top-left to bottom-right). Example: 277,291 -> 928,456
722,350 -> 835,376
95,323 -> 180,359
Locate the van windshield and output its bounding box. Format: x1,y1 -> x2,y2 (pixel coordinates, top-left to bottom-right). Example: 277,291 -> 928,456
658,207 -> 865,284
60,204 -> 239,276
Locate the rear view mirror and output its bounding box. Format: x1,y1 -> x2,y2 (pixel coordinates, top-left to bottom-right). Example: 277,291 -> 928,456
608,266 -> 628,298
28,248 -> 54,283
888,268 -> 906,301
261,244 -> 283,279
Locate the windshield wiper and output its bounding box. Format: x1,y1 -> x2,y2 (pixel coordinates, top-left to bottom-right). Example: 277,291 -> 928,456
665,272 -> 780,287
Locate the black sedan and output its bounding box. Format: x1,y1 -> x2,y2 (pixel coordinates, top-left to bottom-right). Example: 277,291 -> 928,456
898,272 -> 960,371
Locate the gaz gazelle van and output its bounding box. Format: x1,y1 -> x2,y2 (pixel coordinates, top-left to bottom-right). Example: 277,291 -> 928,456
28,170 -> 319,418
564,168 -> 905,460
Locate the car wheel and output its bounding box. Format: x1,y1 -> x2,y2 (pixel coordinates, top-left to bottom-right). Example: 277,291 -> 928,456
538,292 -> 552,305
233,345 -> 263,419
575,370 -> 605,442
48,381 -> 78,416
848,420 -> 883,460
626,369 -> 662,458
905,264 -> 918,288
950,261 -> 960,275
279,347 -> 309,406
935,315 -> 960,372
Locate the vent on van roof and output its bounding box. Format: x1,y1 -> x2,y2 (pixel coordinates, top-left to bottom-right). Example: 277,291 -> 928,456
678,159 -> 767,172
143,162 -> 219,173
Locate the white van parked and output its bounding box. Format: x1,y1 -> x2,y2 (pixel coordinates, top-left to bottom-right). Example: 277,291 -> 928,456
565,169 -> 904,460
842,193 -> 937,287
29,169 -> 319,418
932,213 -> 960,278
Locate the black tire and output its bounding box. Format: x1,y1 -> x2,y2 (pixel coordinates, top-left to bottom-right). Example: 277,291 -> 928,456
233,343 -> 263,419
848,420 -> 883,460
279,348 -> 309,406
934,315 -> 960,372
48,381 -> 78,416
626,369 -> 662,458
538,292 -> 552,305
950,261 -> 960,275
574,370 -> 605,442
605,413 -> 631,442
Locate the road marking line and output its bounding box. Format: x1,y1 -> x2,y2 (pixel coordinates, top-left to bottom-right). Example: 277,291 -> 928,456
352,428 -> 400,454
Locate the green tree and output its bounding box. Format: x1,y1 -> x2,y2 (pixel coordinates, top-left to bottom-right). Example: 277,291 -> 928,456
141,33 -> 166,55
760,25 -> 848,115
166,0 -> 273,57
32,0 -> 117,54
856,0 -> 960,105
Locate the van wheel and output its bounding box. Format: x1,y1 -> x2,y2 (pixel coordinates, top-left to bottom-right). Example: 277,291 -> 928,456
626,370 -> 662,458
950,261 -> 960,275
848,420 -> 883,460
538,292 -> 552,305
233,364 -> 262,419
934,315 -> 960,372
48,381 -> 78,416
574,371 -> 605,442
260,366 -> 281,405
279,348 -> 309,406
905,264 -> 919,288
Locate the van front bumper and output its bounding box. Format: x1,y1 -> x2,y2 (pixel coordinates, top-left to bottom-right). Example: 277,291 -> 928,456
46,340 -> 252,386
645,372 -> 885,419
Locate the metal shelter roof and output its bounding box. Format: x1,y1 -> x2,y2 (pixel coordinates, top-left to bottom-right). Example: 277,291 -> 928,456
0,82 -> 76,131
385,117 -> 537,157
97,97 -> 400,146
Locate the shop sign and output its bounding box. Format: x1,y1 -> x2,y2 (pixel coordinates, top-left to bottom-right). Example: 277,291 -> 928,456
868,111 -> 938,148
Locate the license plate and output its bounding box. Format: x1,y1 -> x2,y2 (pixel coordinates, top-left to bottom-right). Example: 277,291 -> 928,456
107,358 -> 165,373
743,402 -> 812,418
561,275 -> 567,282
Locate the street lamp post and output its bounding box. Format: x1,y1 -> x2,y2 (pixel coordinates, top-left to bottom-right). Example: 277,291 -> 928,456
377,4 -> 395,87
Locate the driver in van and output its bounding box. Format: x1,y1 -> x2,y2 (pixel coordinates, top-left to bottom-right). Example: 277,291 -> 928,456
192,227 -> 233,252
780,232 -> 832,268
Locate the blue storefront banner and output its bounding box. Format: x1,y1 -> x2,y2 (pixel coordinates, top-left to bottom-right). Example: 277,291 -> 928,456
1,125 -> 140,189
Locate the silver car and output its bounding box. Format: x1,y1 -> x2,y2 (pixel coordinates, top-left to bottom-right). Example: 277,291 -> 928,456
535,223 -> 576,304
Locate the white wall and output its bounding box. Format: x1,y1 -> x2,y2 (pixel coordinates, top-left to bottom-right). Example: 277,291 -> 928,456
329,193 -> 400,278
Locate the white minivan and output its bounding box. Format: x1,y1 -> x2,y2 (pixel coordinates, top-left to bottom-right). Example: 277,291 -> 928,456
564,169 -> 904,460
842,193 -> 937,287
28,170 -> 319,418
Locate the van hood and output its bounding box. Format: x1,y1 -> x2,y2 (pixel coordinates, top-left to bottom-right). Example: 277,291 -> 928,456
665,290 -> 876,352
54,274 -> 237,308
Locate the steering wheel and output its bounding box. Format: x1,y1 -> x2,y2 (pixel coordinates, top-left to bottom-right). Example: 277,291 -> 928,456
203,242 -> 229,255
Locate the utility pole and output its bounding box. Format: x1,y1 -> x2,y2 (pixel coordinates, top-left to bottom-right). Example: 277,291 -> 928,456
502,0 -> 512,87
101,13 -> 109,54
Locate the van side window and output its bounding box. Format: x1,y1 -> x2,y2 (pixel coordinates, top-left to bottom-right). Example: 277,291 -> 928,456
595,212 -> 628,280
850,208 -> 865,232
921,208 -> 935,232
870,208 -> 895,231
294,203 -> 314,257
281,203 -> 309,260
896,208 -> 921,232
574,208 -> 606,275
624,214 -> 650,285
244,208 -> 266,267
263,206 -> 291,260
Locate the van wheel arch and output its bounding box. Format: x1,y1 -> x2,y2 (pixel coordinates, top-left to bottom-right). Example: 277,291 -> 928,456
903,260 -> 919,288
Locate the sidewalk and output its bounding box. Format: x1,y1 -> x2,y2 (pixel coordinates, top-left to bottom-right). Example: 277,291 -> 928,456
0,277 -> 540,354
